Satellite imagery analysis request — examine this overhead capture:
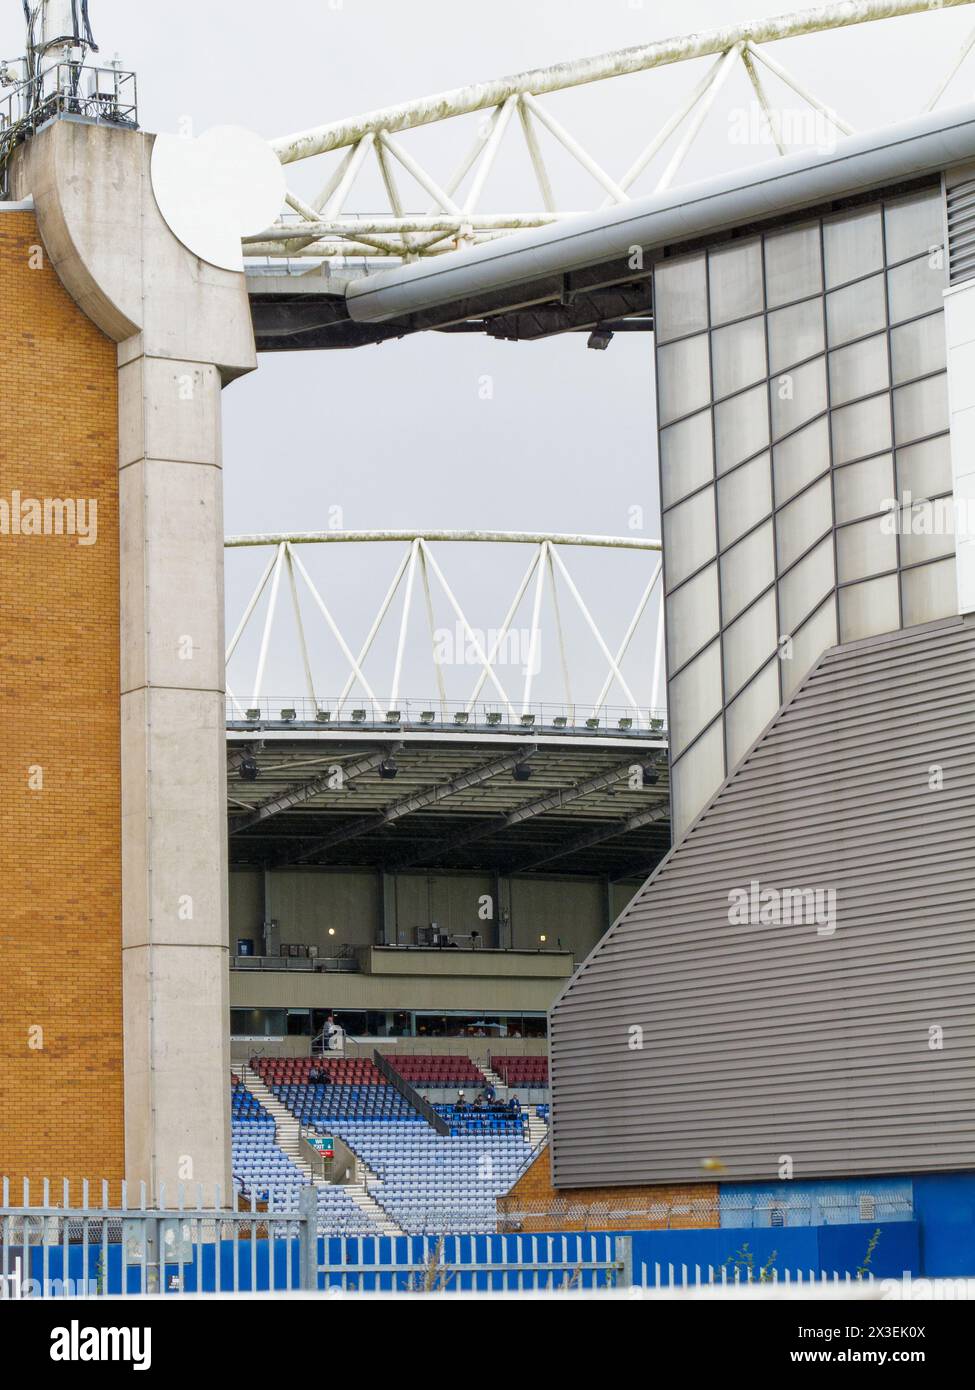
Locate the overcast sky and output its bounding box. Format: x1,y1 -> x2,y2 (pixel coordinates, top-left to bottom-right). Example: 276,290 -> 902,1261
4,0 -> 972,711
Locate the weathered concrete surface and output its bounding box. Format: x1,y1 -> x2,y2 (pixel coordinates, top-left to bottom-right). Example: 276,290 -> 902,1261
12,120 -> 256,1204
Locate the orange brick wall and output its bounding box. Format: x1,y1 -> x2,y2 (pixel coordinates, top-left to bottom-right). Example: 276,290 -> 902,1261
0,211 -> 124,1192
498,1146 -> 720,1232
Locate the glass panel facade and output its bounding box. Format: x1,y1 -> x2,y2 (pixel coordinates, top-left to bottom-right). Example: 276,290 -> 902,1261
717,453 -> 772,548
653,251 -> 708,342
714,383 -> 770,473
765,223 -> 823,307
712,316 -> 767,398
896,435 -> 952,500
772,416 -> 830,505
768,297 -> 825,373
890,312 -> 946,385
660,409 -> 714,506
833,454 -> 894,524
653,184 -> 951,836
823,206 -> 884,287
709,238 -> 763,325
657,333 -> 710,424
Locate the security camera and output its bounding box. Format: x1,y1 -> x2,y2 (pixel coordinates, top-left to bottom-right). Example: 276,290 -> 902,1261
0,64 -> 21,87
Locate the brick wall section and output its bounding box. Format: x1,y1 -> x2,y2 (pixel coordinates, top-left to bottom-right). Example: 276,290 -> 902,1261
497,1145 -> 720,1231
0,211 -> 124,1192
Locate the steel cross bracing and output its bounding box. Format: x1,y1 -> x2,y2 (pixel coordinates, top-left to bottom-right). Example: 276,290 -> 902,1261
224,530 -> 665,735
248,0 -> 975,265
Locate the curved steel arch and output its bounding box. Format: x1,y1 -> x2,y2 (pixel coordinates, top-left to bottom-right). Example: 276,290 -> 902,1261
224,531 -> 666,731
247,0 -> 975,263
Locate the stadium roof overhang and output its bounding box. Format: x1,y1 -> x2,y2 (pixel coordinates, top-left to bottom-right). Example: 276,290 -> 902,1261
247,101 -> 975,350
226,728 -> 669,881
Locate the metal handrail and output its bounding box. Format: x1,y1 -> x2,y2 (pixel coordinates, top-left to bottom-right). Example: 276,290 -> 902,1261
371,1049 -> 450,1135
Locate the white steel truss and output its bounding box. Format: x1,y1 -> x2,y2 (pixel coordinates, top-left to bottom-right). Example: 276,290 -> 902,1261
224,530 -> 665,732
246,0 -> 975,264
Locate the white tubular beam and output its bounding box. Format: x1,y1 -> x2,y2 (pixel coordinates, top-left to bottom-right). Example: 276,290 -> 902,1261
245,213 -> 561,240
375,136 -> 421,259
462,95 -> 518,213
606,52 -> 735,203
403,105 -> 511,258
521,541 -> 548,712
548,545 -> 641,710
419,540 -> 518,717
378,130 -> 462,214
656,45 -> 742,193
251,543 -> 286,704
419,543 -> 448,709
745,40 -> 855,134
547,544 -> 573,707
311,140 -> 359,211
651,584 -> 667,713
226,683 -> 248,721
389,539 -> 420,708
518,95 -> 557,213
273,145 -> 380,259
520,92 -> 629,204
925,23 -> 975,110
741,43 -> 786,154
335,544 -> 414,712
244,239 -> 403,259
288,547 -> 381,711
271,1 -> 974,163
464,545 -> 542,711
320,133 -> 376,216
285,543 -> 318,707
226,546 -> 278,665
592,559 -> 662,716
227,529 -> 663,550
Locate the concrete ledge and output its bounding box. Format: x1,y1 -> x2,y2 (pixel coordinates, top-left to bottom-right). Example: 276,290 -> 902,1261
362,946 -> 574,979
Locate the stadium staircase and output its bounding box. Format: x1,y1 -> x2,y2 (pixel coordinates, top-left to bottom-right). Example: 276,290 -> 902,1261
480,1060 -> 549,1148
239,1064 -> 314,1179
525,1107 -> 548,1148
238,1063 -> 402,1235
480,1062 -> 507,1094
343,1157 -> 402,1236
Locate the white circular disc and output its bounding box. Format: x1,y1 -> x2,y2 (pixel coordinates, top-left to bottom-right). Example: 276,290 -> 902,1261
151,125 -> 285,272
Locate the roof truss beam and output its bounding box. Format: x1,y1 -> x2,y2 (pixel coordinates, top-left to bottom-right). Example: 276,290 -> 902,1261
273,747 -> 538,866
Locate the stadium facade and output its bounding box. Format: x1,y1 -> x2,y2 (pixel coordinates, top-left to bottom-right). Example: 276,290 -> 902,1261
548,145 -> 975,1199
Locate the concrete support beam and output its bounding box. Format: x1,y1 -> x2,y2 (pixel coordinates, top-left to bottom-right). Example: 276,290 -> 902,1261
379,869 -> 396,946
13,120 -> 256,1205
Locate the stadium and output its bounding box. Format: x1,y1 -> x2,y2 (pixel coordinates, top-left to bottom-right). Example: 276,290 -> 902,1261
3,0 -> 975,1323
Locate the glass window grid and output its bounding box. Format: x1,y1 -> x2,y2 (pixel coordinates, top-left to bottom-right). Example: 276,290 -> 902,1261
654,189 -> 951,783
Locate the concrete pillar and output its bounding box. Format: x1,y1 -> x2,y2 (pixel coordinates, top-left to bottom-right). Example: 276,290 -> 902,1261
13,120 -> 256,1204
379,870 -> 396,945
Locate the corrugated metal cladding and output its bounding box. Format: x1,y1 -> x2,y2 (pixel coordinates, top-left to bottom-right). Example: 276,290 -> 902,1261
549,617 -> 975,1190
947,164 -> 975,285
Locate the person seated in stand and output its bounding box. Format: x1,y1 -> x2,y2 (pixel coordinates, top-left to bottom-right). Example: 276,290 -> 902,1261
508,1094 -> 521,1114
483,1082 -> 496,1104
473,1093 -> 486,1110
455,1090 -> 467,1111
